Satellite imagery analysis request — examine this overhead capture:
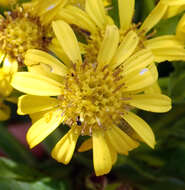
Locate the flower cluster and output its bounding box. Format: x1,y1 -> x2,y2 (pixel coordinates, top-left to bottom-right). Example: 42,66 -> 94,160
0,0 -> 185,176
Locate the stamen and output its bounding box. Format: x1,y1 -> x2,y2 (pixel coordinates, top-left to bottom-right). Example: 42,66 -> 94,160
103,71 -> 109,80
113,83 -> 125,93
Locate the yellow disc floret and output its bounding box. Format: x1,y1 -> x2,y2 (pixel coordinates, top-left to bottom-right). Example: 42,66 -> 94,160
0,7 -> 52,64
60,63 -> 125,136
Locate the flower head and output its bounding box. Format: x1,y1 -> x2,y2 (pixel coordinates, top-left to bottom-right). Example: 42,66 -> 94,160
0,54 -> 18,120
55,0 -> 185,63
0,7 -> 52,64
11,20 -> 171,176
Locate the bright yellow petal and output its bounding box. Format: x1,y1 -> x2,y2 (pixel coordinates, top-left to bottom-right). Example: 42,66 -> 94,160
105,139 -> 117,165
52,20 -> 82,65
25,49 -> 68,76
93,130 -> 112,176
125,94 -> 171,113
28,0 -> 67,25
118,0 -> 134,30
122,49 -> 154,75
48,38 -> 72,67
148,63 -> 158,81
123,68 -> 156,92
3,56 -> 18,74
176,13 -> 185,42
140,2 -> 168,34
56,5 -> 97,33
105,126 -> 139,155
97,25 -> 119,70
111,31 -> 139,69
144,35 -> 184,50
30,110 -> 49,123
51,128 -> 80,164
27,109 -> 64,148
161,0 -> 185,5
164,5 -> 185,19
144,82 -> 161,94
78,138 -> 92,152
11,72 -> 63,96
122,112 -> 156,148
28,65 -> 65,84
150,47 -> 185,62
18,95 -> 59,115
85,0 -> 106,29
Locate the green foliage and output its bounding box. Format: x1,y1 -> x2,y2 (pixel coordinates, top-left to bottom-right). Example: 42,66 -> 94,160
0,158 -> 67,190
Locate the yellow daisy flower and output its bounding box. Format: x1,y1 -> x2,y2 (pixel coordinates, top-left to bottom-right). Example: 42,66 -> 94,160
11,20 -> 171,176
0,54 -> 18,120
55,0 -> 185,63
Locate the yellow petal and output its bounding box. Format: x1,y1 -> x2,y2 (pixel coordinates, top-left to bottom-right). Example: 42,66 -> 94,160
105,126 -> 139,155
144,82 -> 161,94
161,0 -> 185,5
111,31 -> 139,69
0,103 -> 10,121
123,68 -> 156,92
140,2 -> 168,34
0,51 -> 5,64
25,49 -> 68,76
122,49 -> 154,75
93,130 -> 112,176
30,0 -> 67,25
30,110 -> 49,123
85,0 -> 106,29
11,72 -> 62,96
148,63 -> 158,81
3,56 -> 18,74
78,138 -> 92,152
164,5 -> 185,19
18,95 -> 59,115
28,65 -> 65,84
122,112 -> 156,148
97,25 -> 119,70
125,94 -> 171,113
176,13 -> 185,42
56,5 -> 97,33
150,47 -> 185,62
51,128 -> 80,164
48,38 -> 72,67
52,20 -> 82,65
105,139 -> 118,165
144,35 -> 184,50
27,109 -> 64,148
118,0 -> 135,30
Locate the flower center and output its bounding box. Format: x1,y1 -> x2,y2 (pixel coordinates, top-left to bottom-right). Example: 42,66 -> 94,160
0,7 -> 52,63
58,63 -> 130,136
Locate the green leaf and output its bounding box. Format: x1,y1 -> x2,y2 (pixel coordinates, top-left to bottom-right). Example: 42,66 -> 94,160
154,14 -> 182,36
108,0 -> 120,27
169,62 -> 185,103
0,158 -> 68,190
0,178 -> 67,190
135,0 -> 155,22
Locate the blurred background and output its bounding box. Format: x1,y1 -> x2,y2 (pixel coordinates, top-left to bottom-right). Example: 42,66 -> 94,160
1,0 -> 185,189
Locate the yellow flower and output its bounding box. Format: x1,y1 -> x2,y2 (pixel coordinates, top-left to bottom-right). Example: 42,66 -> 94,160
176,13 -> 185,42
55,0 -> 185,63
0,54 -> 18,120
161,0 -> 185,18
11,20 -> 171,176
